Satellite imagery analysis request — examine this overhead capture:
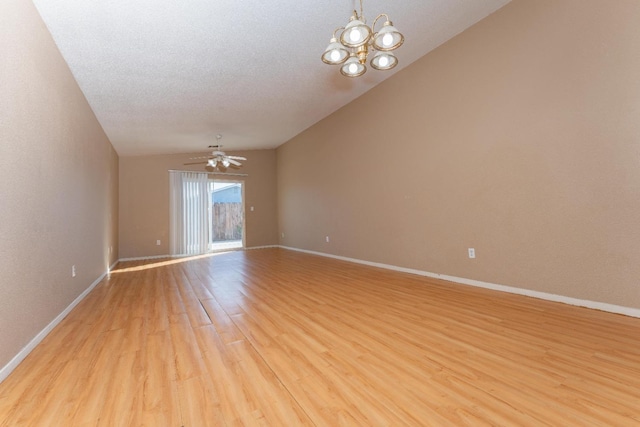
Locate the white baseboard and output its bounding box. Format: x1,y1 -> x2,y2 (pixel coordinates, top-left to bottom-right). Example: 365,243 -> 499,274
279,246 -> 640,319
0,267 -> 111,384
117,254 -> 172,262
245,245 -> 279,250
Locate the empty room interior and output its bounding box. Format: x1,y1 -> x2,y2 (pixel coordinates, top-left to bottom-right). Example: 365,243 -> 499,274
2,0 -> 640,425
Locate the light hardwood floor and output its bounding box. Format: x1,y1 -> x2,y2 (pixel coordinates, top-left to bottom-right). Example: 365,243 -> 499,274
1,248 -> 639,426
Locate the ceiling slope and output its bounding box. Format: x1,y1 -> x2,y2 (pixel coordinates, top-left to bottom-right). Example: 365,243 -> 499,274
32,0 -> 511,156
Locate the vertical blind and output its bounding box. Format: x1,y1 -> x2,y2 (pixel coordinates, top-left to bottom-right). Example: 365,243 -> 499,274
169,171 -> 210,256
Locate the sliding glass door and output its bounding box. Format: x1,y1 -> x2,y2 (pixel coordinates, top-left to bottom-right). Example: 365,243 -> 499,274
169,171 -> 245,256
208,180 -> 244,251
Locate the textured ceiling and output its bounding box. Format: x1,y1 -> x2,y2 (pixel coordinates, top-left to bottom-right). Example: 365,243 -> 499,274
32,0 -> 511,156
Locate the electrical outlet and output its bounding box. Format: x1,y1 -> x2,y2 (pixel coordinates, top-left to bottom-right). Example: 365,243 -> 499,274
156,240 -> 161,246
250,206 -> 254,212
281,232 -> 285,238
72,265 -> 76,277
325,236 -> 330,243
468,248 -> 476,259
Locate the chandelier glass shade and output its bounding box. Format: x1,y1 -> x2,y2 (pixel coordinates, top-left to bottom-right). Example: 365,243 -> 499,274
340,54 -> 366,77
321,37 -> 349,64
370,51 -> 397,70
322,0 -> 404,77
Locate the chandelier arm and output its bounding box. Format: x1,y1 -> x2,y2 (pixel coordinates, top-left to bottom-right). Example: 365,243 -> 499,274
372,13 -> 389,33
332,26 -> 346,39
359,0 -> 364,19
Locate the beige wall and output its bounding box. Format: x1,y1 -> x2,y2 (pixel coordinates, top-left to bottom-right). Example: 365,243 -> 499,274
119,149 -> 277,258
0,0 -> 119,371
277,0 -> 640,309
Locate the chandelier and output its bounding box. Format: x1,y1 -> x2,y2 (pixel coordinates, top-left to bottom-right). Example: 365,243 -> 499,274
321,0 -> 404,77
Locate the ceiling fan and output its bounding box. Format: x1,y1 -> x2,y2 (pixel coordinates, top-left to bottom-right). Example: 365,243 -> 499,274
186,134 -> 246,169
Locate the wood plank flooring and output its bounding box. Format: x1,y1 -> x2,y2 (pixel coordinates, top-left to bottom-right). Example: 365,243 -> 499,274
1,248 -> 639,426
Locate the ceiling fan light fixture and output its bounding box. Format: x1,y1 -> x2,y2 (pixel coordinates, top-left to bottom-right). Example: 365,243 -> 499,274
196,134 -> 247,170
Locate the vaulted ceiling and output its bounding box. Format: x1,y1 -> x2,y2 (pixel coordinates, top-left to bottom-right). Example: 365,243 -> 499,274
33,0 -> 511,156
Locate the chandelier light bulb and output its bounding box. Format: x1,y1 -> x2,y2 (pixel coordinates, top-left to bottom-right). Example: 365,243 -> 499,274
378,56 -> 389,67
330,50 -> 341,62
382,33 -> 393,47
349,63 -> 358,73
349,28 -> 362,43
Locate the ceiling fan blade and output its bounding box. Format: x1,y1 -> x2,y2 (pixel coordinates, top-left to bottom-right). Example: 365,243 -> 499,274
227,158 -> 242,166
184,161 -> 208,165
227,156 -> 247,161
188,156 -> 210,160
